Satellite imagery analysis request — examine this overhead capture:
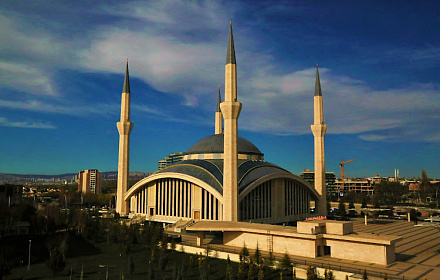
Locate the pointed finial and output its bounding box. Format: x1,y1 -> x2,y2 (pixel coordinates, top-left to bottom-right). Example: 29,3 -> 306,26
216,85 -> 221,112
314,64 -> 322,96
123,59 -> 130,94
226,21 -> 236,65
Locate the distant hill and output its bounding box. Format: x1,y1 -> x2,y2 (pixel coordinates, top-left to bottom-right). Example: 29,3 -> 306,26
0,173 -> 77,180
0,171 -> 151,184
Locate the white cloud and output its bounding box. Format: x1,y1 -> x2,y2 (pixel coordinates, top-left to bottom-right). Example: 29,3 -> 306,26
80,30 -> 224,106
1,1 -> 439,143
0,117 -> 55,129
236,66 -> 440,143
0,99 -> 119,117
0,62 -> 57,96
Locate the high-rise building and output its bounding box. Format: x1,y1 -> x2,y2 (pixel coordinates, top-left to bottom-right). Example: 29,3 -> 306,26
158,152 -> 185,170
77,169 -> 101,194
300,169 -> 336,195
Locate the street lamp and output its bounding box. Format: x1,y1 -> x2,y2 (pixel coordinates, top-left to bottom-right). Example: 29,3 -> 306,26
28,239 -> 31,271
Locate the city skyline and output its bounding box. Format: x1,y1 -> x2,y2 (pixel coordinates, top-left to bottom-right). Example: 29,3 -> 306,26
1,1 -> 439,178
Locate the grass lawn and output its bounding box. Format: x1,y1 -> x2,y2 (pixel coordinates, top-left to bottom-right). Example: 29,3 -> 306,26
7,233 -> 283,279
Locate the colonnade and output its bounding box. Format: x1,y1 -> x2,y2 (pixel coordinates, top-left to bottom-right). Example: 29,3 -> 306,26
131,177 -> 313,223
285,179 -> 310,216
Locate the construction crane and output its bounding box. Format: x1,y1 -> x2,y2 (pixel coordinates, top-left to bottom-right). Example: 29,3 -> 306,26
340,159 -> 354,192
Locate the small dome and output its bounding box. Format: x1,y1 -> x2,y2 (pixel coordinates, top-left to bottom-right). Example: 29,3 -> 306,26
186,134 -> 263,156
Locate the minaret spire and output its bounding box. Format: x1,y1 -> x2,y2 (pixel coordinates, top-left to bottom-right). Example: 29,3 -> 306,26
116,60 -> 134,215
123,59 -> 130,94
226,20 -> 236,65
221,21 -> 242,221
215,85 -> 223,134
216,85 -> 221,112
311,63 -> 327,216
314,64 -> 322,97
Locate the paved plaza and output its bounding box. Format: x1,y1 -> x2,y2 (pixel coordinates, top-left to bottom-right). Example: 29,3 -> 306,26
351,218 -> 440,279
181,217 -> 440,279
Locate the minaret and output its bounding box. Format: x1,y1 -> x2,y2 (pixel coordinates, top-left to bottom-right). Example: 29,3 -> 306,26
311,64 -> 327,216
215,85 -> 223,134
116,60 -> 133,215
220,21 -> 242,221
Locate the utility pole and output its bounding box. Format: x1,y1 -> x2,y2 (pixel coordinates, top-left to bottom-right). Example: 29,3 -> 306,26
28,239 -> 31,271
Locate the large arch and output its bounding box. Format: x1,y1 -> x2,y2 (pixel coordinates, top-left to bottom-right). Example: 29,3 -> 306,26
239,173 -> 319,200
238,173 -> 320,223
125,172 -> 223,203
125,172 -> 224,222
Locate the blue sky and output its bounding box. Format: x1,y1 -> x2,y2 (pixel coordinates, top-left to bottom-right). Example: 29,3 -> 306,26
1,0 -> 439,179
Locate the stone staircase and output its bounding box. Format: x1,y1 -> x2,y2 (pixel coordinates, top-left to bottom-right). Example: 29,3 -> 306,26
166,219 -> 197,233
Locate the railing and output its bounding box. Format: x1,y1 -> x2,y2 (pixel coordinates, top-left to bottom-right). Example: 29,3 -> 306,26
165,219 -> 181,230
177,219 -> 197,229
177,239 -> 410,280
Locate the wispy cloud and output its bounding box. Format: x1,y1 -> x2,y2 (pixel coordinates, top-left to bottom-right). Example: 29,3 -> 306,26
0,117 -> 55,129
0,99 -> 119,117
237,66 -> 440,143
0,62 -> 57,96
0,1 -> 439,143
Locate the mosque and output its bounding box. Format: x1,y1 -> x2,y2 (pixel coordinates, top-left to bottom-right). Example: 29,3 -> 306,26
115,22 -> 327,223
114,23 -> 402,266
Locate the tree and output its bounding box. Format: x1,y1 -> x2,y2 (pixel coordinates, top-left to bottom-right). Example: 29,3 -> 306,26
361,196 -> 367,208
348,201 -> 355,209
0,253 -> 11,280
199,258 -> 209,280
280,252 -> 292,274
337,199 -> 346,216
127,254 -> 134,276
254,243 -> 262,266
362,269 -> 368,280
257,263 -> 264,280
327,198 -> 331,214
306,265 -> 317,280
325,269 -> 335,280
410,208 -> 420,225
47,247 -> 66,276
374,181 -> 408,206
147,260 -> 154,280
240,244 -> 250,263
46,235 -> 67,276
159,251 -> 168,278
179,260 -> 187,280
171,238 -> 177,252
161,232 -> 168,252
328,270 -> 335,280
248,257 -> 255,280
265,251 -> 275,267
172,262 -> 178,280
225,255 -> 232,280
421,169 -> 431,199
238,256 -> 246,280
